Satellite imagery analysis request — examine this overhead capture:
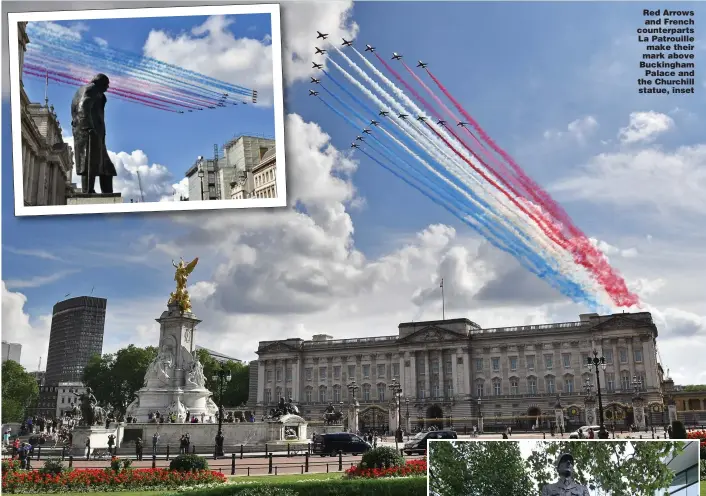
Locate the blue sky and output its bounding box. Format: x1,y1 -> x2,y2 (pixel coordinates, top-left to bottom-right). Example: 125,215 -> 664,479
21,13 -> 275,202
3,1 -> 705,384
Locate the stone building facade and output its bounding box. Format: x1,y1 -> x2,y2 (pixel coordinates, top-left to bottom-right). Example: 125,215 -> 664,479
17,22 -> 74,207
251,312 -> 665,433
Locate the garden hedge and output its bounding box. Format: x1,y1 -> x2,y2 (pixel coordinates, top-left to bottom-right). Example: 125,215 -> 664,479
170,476 -> 427,496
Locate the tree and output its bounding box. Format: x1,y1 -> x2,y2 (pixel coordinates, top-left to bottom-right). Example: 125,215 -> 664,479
682,385 -> 706,392
83,345 -> 157,416
195,349 -> 249,407
2,360 -> 39,422
526,440 -> 684,494
429,440 -> 533,495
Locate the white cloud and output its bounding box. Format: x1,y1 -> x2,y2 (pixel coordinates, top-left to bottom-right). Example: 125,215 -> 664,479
108,149 -> 184,203
4,270 -> 78,290
543,116 -> 598,142
550,144 -> 706,214
618,111 -> 674,144
1,282 -> 52,370
589,238 -> 639,259
93,37 -> 108,48
142,15 -> 275,106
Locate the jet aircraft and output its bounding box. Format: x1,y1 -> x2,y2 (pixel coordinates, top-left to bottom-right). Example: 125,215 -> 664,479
312,62 -> 323,69
362,128 -> 372,134
350,143 -> 360,149
177,111 -> 184,114
379,110 -> 390,116
416,116 -> 427,122
315,47 -> 326,55
317,31 -> 328,40
365,44 -> 375,52
398,113 -> 409,119
355,136 -> 365,141
370,119 -> 380,126
309,90 -> 319,96
342,38 -> 353,46
416,61 -> 428,68
311,77 -> 321,84
436,120 -> 447,126
392,52 -> 403,60
457,122 -> 469,127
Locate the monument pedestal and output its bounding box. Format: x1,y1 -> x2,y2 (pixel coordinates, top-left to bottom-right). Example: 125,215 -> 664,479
67,193 -> 123,205
72,424 -> 124,452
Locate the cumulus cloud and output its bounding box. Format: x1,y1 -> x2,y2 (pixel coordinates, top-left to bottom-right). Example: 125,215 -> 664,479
589,238 -> 639,259
618,111 -> 674,144
1,282 -> 52,370
543,116 -> 598,142
550,144 -> 706,214
93,36 -> 108,48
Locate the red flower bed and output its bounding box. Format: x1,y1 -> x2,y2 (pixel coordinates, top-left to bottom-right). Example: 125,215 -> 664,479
345,459 -> 427,479
687,430 -> 706,449
1,467 -> 226,493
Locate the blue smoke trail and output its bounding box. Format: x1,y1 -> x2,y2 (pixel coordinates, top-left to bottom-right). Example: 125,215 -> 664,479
318,84 -> 369,128
322,69 -> 378,117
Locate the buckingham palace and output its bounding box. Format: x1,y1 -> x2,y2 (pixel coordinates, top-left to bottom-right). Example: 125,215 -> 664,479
249,311 -> 667,433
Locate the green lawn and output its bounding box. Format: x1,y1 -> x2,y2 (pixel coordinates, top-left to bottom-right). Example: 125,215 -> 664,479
700,480 -> 705,493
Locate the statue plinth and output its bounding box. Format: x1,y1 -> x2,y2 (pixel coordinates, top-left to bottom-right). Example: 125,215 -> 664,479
67,192 -> 123,205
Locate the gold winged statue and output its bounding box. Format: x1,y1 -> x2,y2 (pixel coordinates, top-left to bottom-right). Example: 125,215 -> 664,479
168,257 -> 199,313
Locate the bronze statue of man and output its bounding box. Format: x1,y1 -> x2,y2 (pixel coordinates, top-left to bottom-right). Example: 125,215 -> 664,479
541,453 -> 590,496
71,73 -> 117,194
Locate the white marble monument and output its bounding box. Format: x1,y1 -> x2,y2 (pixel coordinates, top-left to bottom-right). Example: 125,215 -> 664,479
126,301 -> 219,421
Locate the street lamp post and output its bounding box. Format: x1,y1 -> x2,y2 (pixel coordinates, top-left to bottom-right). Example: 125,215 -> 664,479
212,367 -> 231,457
405,397 -> 410,439
197,161 -> 205,200
389,379 -> 403,448
347,380 -> 359,433
476,397 -> 483,434
586,350 -> 609,439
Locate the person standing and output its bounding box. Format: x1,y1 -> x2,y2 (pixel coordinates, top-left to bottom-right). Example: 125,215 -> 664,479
85,437 -> 91,460
152,432 -> 160,457
135,437 -> 143,461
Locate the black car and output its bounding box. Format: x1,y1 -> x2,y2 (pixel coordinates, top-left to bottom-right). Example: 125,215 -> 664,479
312,432 -> 372,456
403,430 -> 457,455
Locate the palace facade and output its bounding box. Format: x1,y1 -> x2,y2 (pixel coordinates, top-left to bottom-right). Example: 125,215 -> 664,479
250,312 -> 667,433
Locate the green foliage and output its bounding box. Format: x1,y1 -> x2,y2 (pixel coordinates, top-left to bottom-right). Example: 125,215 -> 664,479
83,345 -> 158,415
2,459 -> 22,473
174,476 -> 426,495
38,457 -> 68,476
526,440 -> 684,494
670,421 -> 688,439
169,453 -> 209,472
682,384 -> 706,392
1,360 -> 39,423
429,440 -> 533,496
360,446 -> 404,469
196,348 -> 250,407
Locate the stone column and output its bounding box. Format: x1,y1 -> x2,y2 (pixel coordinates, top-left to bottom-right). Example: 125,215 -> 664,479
327,357 -> 334,402
409,352 -> 417,398
257,361 -> 265,404
463,349 -> 471,395
398,352 -> 406,392
438,350 -> 445,399
627,340 -> 636,382
612,340 -> 620,390
388,400 -> 398,433
371,354 -> 378,400
642,340 -> 655,389
348,401 -> 360,433
424,351 -> 431,399
292,358 -> 300,402
451,350 -> 458,398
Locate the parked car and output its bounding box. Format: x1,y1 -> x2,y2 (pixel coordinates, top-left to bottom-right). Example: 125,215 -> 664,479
569,425 -> 601,439
312,432 -> 372,456
404,430 -> 457,455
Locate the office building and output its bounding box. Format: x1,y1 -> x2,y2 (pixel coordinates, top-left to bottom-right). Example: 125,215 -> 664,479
2,341 -> 22,364
195,345 -> 242,364
656,440 -> 700,495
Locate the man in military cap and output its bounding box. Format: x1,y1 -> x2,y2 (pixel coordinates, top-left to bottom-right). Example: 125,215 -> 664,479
541,452 -> 590,496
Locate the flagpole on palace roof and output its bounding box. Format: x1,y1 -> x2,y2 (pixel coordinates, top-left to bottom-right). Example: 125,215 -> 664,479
440,278 -> 445,321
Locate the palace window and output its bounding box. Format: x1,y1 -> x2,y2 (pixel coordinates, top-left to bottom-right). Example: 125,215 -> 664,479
305,388 -> 312,403
509,356 -> 518,371
264,389 -> 272,403
634,349 -> 643,363
333,385 -> 341,403
305,368 -> 312,381
363,365 -> 371,379
546,378 -> 555,394
267,370 -> 273,382
377,384 -> 386,401
417,381 -> 425,399
493,379 -> 501,396
619,348 -> 628,364
606,373 -> 615,392
363,384 -> 371,401
275,387 -> 282,399
348,365 -> 355,379
286,366 -> 292,382
445,380 -> 453,398
526,355 -> 535,371
334,366 -> 341,380
377,364 -> 386,378
319,386 -> 327,403
418,358 -> 426,374
565,378 -> 574,393
476,382 -> 484,397
475,358 -> 483,371
319,367 -> 327,381
605,349 -> 614,364
510,379 -> 519,395
286,387 -> 292,399
444,359 -> 452,375
432,360 -> 440,374
621,372 -> 631,391
491,358 -> 500,372
544,355 -> 553,370
562,354 -> 571,369
431,383 -> 440,398
276,369 -> 282,382
392,363 -> 400,379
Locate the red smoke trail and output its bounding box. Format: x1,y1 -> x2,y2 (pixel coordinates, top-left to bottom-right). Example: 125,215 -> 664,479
23,68 -> 177,112
423,69 -> 639,307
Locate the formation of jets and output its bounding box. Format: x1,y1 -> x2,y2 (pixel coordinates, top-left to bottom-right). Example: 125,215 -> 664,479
309,90 -> 319,96
311,77 -> 321,84
315,47 -> 326,55
342,38 -> 353,46
392,52 -> 403,60
365,45 -> 375,52
312,62 -> 323,69
317,31 -> 328,40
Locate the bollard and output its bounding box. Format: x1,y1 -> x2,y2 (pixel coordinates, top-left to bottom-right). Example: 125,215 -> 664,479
268,453 -> 273,474
69,455 -> 73,468
338,450 -> 342,471
247,467 -> 250,476
308,442 -> 311,454
37,445 -> 41,461
240,445 -> 244,459
192,445 -> 196,454
231,453 -> 236,475
61,446 -> 66,461
543,432 -> 546,439
213,446 -> 217,460
327,463 -> 329,473
400,449 -> 404,456
265,443 -> 268,456
166,445 -> 170,461
305,452 -> 309,472
275,466 -> 278,476
287,444 -> 290,456
152,455 -> 156,469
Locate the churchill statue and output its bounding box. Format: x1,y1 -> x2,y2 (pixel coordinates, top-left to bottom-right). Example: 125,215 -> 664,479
71,73 -> 117,194
541,453 -> 590,496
